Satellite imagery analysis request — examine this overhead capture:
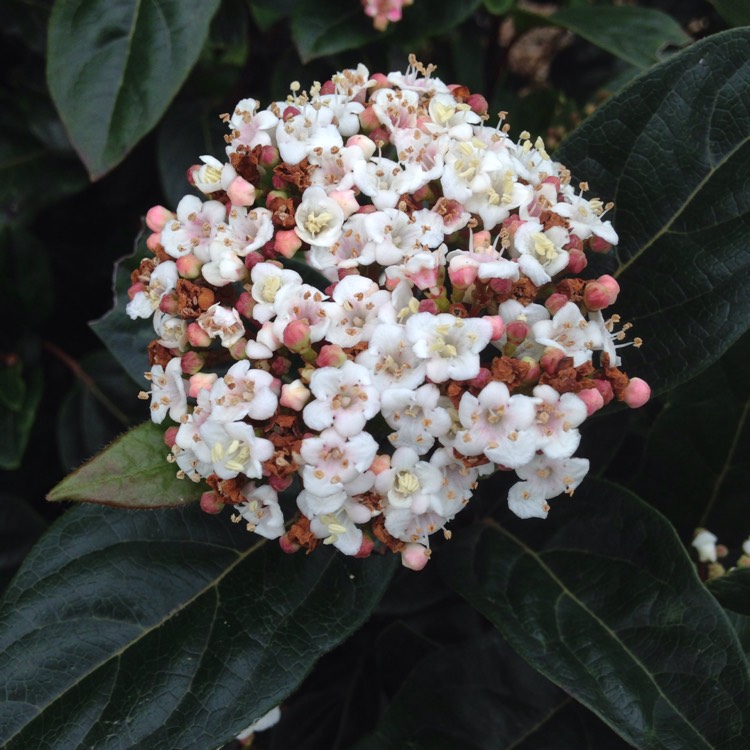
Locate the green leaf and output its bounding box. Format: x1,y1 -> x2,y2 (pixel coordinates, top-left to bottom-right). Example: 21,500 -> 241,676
439,479 -> 750,749
90,233 -> 153,386
635,331 -> 750,538
0,366 -> 42,471
709,0 -> 750,28
0,361 -> 25,412
0,503 -> 395,748
48,421 -> 201,508
708,568 -> 750,657
56,350 -> 141,472
47,0 -> 222,179
547,6 -> 689,69
355,631 -> 631,750
483,0 -> 514,16
0,495 -> 46,595
556,29 -> 750,395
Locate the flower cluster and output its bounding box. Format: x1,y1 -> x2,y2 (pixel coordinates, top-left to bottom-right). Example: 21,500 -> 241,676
361,0 -> 413,31
130,57 -> 650,569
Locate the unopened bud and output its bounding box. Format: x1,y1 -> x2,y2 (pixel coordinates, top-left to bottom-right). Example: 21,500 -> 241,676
540,347 -> 567,375
187,322 -> 211,348
271,356 -> 292,377
401,543 -> 430,571
329,189 -> 359,218
577,387 -> 604,416
163,426 -> 179,448
176,254 -> 203,279
583,281 -> 611,311
279,534 -> 301,554
146,232 -> 162,252
280,379 -> 311,411
358,105 -> 381,132
159,292 -> 179,315
127,282 -> 146,300
346,134 -> 376,159
146,205 -> 174,232
505,319 -> 528,345
469,367 -> 491,390
188,372 -> 217,397
369,453 -> 391,475
448,258 -> 477,289
226,176 -> 256,206
593,378 -> 614,405
200,491 -> 224,514
467,93 -> 488,116
229,338 -> 248,360
269,474 -> 293,492
316,344 -> 347,368
369,72 -> 390,90
545,293 -> 569,316
283,320 -> 312,352
261,145 -> 280,168
589,235 -> 612,253
623,377 -> 650,408
484,316 -> 505,341
354,535 -> 375,558
235,291 -> 254,319
274,229 -> 302,258
566,247 -> 587,274
181,350 -> 205,375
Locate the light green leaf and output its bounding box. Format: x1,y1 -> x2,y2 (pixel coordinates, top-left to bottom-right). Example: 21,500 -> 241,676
0,504 -> 395,748
709,0 -> 750,28
439,479 -> 750,749
48,421 -> 201,508
47,0 -> 221,179
556,29 -> 750,394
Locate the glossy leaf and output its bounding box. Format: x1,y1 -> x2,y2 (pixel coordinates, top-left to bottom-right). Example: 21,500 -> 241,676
547,6 -> 689,68
355,631 -> 630,750
0,366 -> 42,471
635,331 -> 750,538
90,234 -> 153,386
0,504 -> 395,749
556,29 -> 750,395
0,495 -> 46,595
48,421 -> 201,508
47,0 -> 221,179
439,479 -> 750,749
709,0 -> 750,28
708,568 -> 750,657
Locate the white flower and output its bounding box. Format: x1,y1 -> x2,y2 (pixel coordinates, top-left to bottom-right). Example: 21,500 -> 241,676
199,418 -> 274,480
371,88 -> 420,132
325,275 -> 390,347
197,304 -> 246,348
512,221 -> 570,285
429,447 -> 478,518
235,484 -> 284,539
303,361 -> 380,437
209,361 -> 278,422
353,157 -> 428,210
309,504 -> 369,555
250,262 -> 302,324
272,283 -> 332,343
532,302 -> 603,367
426,92 -> 481,140
299,428 -> 378,497
531,385 -> 588,459
201,246 -> 246,287
153,311 -> 188,351
294,186 -> 345,247
221,206 -> 275,256
365,208 -> 444,266
376,447 -> 443,515
406,313 -> 493,383
276,105 -> 342,165
552,190 -> 618,244
126,260 -> 179,320
692,529 -> 719,563
455,382 -> 538,468
355,323 -> 426,391
508,454 -> 589,519
226,98 -> 278,155
160,196 -> 226,262
381,384 -> 452,455
144,357 -> 187,424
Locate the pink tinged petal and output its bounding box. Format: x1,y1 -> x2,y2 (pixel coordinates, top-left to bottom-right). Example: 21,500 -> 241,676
508,481 -> 550,519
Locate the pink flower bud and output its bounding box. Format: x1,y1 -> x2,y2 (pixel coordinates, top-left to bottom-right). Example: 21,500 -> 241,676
346,134 -> 377,159
583,281 -> 612,311
540,347 -> 567,375
589,235 -> 612,253
187,322 -> 211,348
623,377 -> 651,408
520,357 -> 541,385
489,277 -> 513,296
566,247 -> 588,274
163,426 -> 179,448
176,254 -> 203,279
577,387 -> 604,416
412,184 -> 435,203
448,258 -> 477,289
146,232 -> 162,252
283,319 -> 312,352
235,291 -> 255,319
274,229 -> 302,258
418,298 -> 439,314
320,79 -> 336,95
401,543 -> 430,571
593,378 -> 614,405
181,350 -> 205,375
226,176 -> 256,206
282,105 -> 300,121
484,315 -> 505,341
369,453 -> 391,475
271,356 -> 292,377
545,293 -> 569,316
467,93 -> 488,116
564,234 -> 584,252
159,292 -> 179,315
369,72 -> 390,90
279,533 -> 300,554
329,189 -> 359,218
146,205 -> 174,232
261,145 -> 280,168
316,344 -> 347,368
200,491 -> 224,514
188,372 -> 217,397
127,282 -> 146,300
359,105 -> 381,132
269,474 -> 293,492
280,379 -> 311,411
505,320 -> 528,345
354,535 -> 375,558
229,338 -> 248,360
469,367 -> 491,390
502,215 -> 524,236
598,274 -> 620,304
369,126 -> 390,146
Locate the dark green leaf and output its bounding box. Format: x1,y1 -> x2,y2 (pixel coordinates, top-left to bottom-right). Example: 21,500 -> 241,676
0,0 -> 52,55
48,421 -> 202,508
291,0 -> 379,62
556,29 -> 750,395
709,0 -> 750,28
635,331 -> 750,538
439,479 -> 750,749
355,631 -> 631,750
56,350 -> 141,472
483,0 -> 514,16
0,361 -> 25,412
89,233 -> 153,386
0,366 -> 42,471
547,6 -> 689,69
47,0 -> 222,179
0,495 -> 46,595
0,503 -> 395,748
708,568 -> 750,658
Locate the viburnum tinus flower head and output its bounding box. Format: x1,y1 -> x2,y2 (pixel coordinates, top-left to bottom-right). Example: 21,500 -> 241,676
132,56 -> 651,569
